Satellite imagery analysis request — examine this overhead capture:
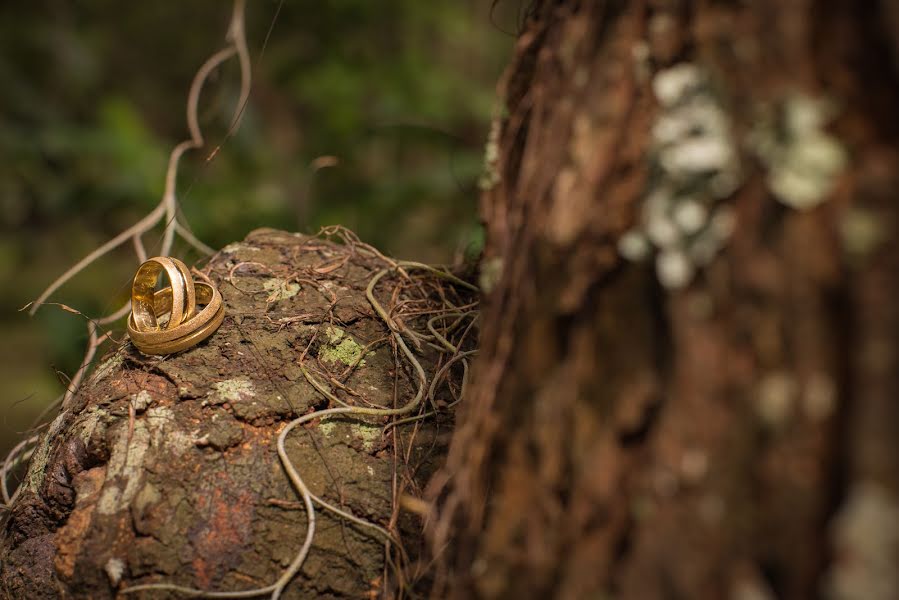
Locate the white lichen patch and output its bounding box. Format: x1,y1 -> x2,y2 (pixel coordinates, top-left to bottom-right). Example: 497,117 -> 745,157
827,481 -> 899,600
840,207 -> 886,262
97,406 -> 189,515
319,326 -> 365,366
130,390 -> 154,413
104,557 -> 125,587
76,406 -> 107,446
478,257 -> 504,294
620,62 -> 740,290
750,94 -> 847,210
617,230 -> 651,261
210,377 -> 256,404
97,423 -> 151,515
262,278 -> 300,302
478,113 -> 502,191
146,406 -> 193,455
221,242 -> 260,254
631,41 -> 651,83
756,371 -> 798,427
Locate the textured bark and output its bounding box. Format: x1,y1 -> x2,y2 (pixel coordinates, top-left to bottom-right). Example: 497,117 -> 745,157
1,229 -> 470,598
437,1 -> 899,599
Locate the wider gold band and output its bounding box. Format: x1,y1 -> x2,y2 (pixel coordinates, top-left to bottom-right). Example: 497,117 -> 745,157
127,257 -> 224,355
127,282 -> 222,346
131,257 -> 196,331
130,304 -> 224,355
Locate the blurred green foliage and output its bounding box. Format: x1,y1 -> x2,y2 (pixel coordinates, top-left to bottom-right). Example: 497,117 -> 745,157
0,1 -> 513,455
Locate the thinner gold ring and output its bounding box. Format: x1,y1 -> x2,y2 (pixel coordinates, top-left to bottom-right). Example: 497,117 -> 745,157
130,257 -> 196,332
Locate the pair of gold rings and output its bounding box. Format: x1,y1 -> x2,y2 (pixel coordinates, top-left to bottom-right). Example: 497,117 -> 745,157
126,257 -> 224,355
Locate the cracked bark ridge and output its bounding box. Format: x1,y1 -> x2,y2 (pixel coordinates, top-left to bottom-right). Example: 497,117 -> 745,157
1,229 -> 462,599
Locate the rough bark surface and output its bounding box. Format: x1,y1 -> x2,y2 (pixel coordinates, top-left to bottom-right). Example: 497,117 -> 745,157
436,1 -> 899,599
1,229 -> 470,598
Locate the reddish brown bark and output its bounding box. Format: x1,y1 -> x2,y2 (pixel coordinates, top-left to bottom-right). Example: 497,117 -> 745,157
435,1 -> 899,599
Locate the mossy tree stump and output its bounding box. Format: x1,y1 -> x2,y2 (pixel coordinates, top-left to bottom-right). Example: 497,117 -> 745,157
1,228 -> 474,599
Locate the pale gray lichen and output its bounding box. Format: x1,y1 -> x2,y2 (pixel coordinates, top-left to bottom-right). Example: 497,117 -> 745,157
221,242 -> 260,254
617,230 -> 651,261
756,371 -> 798,427
210,377 -> 256,404
23,412 -> 67,493
130,390 -> 153,413
656,249 -> 694,290
478,116 -> 502,191
97,406 -> 191,516
76,406 -> 108,446
826,481 -> 899,600
631,41 -> 651,83
840,207 -> 886,262
262,278 -> 300,302
750,94 -> 847,210
478,256 -> 504,294
97,422 -> 151,515
620,62 -> 740,290
104,558 -> 125,587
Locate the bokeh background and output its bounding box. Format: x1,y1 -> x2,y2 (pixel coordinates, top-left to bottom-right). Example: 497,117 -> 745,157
0,1 -> 516,456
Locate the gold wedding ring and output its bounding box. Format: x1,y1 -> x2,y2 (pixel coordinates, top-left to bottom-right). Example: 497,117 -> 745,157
131,257 -> 196,331
127,257 -> 224,355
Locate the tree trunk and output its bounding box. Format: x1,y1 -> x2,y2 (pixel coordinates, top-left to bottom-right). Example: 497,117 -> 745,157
1,229 -> 474,598
435,1 -> 899,599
